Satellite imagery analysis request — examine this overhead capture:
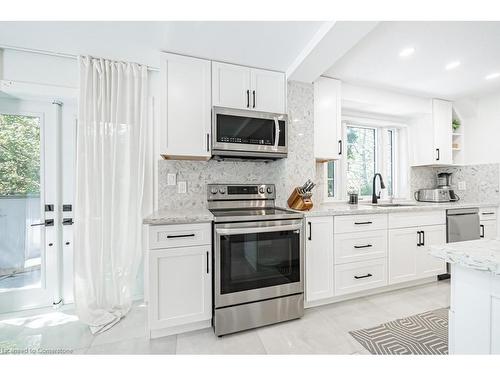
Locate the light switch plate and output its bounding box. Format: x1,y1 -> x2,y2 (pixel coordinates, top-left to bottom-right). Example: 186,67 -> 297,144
177,181 -> 187,194
167,173 -> 176,186
458,181 -> 466,191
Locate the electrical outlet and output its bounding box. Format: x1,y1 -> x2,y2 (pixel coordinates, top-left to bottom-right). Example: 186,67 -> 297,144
177,181 -> 187,194
167,173 -> 176,186
458,181 -> 466,191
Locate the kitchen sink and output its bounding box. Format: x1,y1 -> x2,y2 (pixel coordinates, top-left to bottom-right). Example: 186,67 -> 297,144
373,203 -> 417,207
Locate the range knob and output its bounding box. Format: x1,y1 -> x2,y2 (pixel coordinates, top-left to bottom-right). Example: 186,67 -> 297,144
266,186 -> 273,194
259,187 -> 265,194
210,187 -> 218,195
219,187 -> 226,194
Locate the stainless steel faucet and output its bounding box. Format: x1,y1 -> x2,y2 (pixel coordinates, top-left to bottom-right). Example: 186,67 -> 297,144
372,173 -> 386,204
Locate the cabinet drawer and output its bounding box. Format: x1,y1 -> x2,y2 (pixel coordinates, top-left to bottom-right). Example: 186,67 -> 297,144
388,210 -> 445,229
149,223 -> 211,249
334,259 -> 387,296
334,230 -> 387,264
480,207 -> 497,221
334,214 -> 387,234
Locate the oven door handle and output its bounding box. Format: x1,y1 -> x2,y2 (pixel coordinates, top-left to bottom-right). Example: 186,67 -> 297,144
216,224 -> 302,236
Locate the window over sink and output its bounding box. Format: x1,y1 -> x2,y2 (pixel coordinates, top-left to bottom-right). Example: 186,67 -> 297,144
325,118 -> 408,202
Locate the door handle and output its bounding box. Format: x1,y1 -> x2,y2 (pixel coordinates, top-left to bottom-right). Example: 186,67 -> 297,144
31,219 -> 54,227
206,251 -> 210,274
62,218 -> 73,226
417,231 -> 422,246
308,222 -> 312,241
206,133 -> 210,152
252,90 -> 256,108
480,224 -> 485,238
354,273 -> 373,279
421,230 -> 425,246
436,148 -> 440,161
338,140 -> 343,155
246,90 -> 250,108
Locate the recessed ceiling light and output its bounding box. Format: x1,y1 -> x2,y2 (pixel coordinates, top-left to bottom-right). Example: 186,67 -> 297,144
445,61 -> 461,70
485,72 -> 500,80
399,47 -> 415,58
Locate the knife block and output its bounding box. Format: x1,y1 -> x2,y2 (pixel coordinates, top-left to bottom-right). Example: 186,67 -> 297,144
287,187 -> 314,211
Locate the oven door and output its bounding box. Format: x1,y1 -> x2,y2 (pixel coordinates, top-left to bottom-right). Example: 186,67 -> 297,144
214,219 -> 303,308
212,107 -> 287,156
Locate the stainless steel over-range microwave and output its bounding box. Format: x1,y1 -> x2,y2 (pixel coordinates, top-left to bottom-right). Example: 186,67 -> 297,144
211,106 -> 288,160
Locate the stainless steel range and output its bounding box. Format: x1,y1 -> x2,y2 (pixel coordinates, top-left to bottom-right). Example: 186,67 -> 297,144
208,183 -> 304,336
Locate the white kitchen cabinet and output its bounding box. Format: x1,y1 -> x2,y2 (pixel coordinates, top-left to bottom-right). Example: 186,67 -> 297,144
212,61 -> 286,113
159,52 -> 211,160
411,99 -> 453,166
388,224 -> 446,284
480,220 -> 498,239
305,216 -> 334,303
334,258 -> 387,296
313,77 -> 342,161
416,225 -> 447,277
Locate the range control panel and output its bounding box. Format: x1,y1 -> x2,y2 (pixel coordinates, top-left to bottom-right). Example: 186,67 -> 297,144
207,184 -> 275,200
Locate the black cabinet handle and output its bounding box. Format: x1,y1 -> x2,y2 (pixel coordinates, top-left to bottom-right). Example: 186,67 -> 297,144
436,148 -> 440,161
480,224 -> 485,238
206,133 -> 210,152
482,212 -> 495,215
354,244 -> 373,249
62,218 -> 73,226
206,251 -> 210,274
338,140 -> 342,155
308,222 -> 312,241
252,90 -> 256,108
246,90 -> 250,108
31,219 -> 54,227
65,241 -> 70,245
417,231 -> 422,247
421,230 -> 425,246
354,273 -> 373,279
354,221 -> 372,225
166,234 -> 195,239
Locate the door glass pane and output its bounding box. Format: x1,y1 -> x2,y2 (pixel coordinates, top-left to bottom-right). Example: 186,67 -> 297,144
387,129 -> 394,196
327,161 -> 335,198
216,114 -> 285,146
0,113 -> 42,292
220,230 -> 300,294
346,126 -> 376,196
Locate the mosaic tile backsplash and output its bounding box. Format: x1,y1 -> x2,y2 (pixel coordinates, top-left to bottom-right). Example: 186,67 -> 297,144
410,163 -> 500,203
158,81 -> 316,209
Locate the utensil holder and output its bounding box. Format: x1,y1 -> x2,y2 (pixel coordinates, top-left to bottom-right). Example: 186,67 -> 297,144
287,187 -> 314,211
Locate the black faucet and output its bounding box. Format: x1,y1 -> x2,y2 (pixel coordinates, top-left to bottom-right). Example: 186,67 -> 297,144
372,173 -> 386,204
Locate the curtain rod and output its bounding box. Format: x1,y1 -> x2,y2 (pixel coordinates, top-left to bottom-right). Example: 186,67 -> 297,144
0,44 -> 160,72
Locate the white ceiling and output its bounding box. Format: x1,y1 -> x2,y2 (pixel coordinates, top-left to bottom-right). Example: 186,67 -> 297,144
325,21 -> 500,100
0,21 -> 323,71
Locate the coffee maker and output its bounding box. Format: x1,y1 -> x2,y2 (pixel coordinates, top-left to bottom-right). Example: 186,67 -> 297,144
414,172 -> 460,202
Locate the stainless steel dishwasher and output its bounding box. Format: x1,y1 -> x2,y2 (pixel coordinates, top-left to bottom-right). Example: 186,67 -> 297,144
438,208 -> 481,280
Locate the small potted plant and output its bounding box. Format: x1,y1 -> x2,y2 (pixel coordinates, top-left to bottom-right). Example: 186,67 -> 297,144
452,118 -> 461,132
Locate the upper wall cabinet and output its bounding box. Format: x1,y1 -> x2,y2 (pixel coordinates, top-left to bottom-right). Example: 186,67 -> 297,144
212,62 -> 286,114
411,99 -> 453,166
159,52 -> 212,160
313,77 -> 342,161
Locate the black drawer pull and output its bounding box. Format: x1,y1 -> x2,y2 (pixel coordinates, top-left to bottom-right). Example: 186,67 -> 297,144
308,222 -> 312,241
354,244 -> 373,249
482,212 -> 495,215
206,251 -> 210,274
480,224 -> 484,238
354,273 -> 373,280
354,221 -> 372,225
166,234 -> 195,239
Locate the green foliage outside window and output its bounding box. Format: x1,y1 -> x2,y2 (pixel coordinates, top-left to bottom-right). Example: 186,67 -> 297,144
0,114 -> 40,196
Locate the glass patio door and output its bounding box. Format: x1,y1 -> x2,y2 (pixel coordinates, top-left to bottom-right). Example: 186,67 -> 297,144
0,100 -> 70,313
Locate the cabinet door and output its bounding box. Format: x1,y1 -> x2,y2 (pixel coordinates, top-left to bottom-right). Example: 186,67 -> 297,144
432,99 -> 453,165
417,225 -> 447,277
212,62 -> 250,110
305,216 -> 334,303
388,227 -> 419,284
160,53 -> 211,159
410,113 -> 434,166
148,245 -> 211,330
250,68 -> 286,113
481,220 -> 498,239
313,77 -> 342,161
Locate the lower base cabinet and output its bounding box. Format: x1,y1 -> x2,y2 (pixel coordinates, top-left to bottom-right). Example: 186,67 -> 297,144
388,224 -> 446,284
334,258 -> 387,296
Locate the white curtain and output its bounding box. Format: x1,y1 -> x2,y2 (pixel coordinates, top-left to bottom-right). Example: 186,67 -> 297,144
74,56 -> 150,334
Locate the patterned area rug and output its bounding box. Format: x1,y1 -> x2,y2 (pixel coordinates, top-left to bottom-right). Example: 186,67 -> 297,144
349,308 -> 449,355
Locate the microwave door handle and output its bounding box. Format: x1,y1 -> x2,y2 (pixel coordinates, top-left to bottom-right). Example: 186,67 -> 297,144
216,224 -> 302,236
273,117 -> 280,150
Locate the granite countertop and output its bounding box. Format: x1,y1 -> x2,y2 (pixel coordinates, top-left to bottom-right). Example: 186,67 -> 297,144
430,239 -> 500,274
302,201 -> 499,217
143,207 -> 214,225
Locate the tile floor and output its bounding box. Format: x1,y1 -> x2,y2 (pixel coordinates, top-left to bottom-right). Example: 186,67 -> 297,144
0,279 -> 450,355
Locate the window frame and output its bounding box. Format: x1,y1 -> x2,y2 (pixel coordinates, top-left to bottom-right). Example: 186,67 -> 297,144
323,116 -> 406,203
